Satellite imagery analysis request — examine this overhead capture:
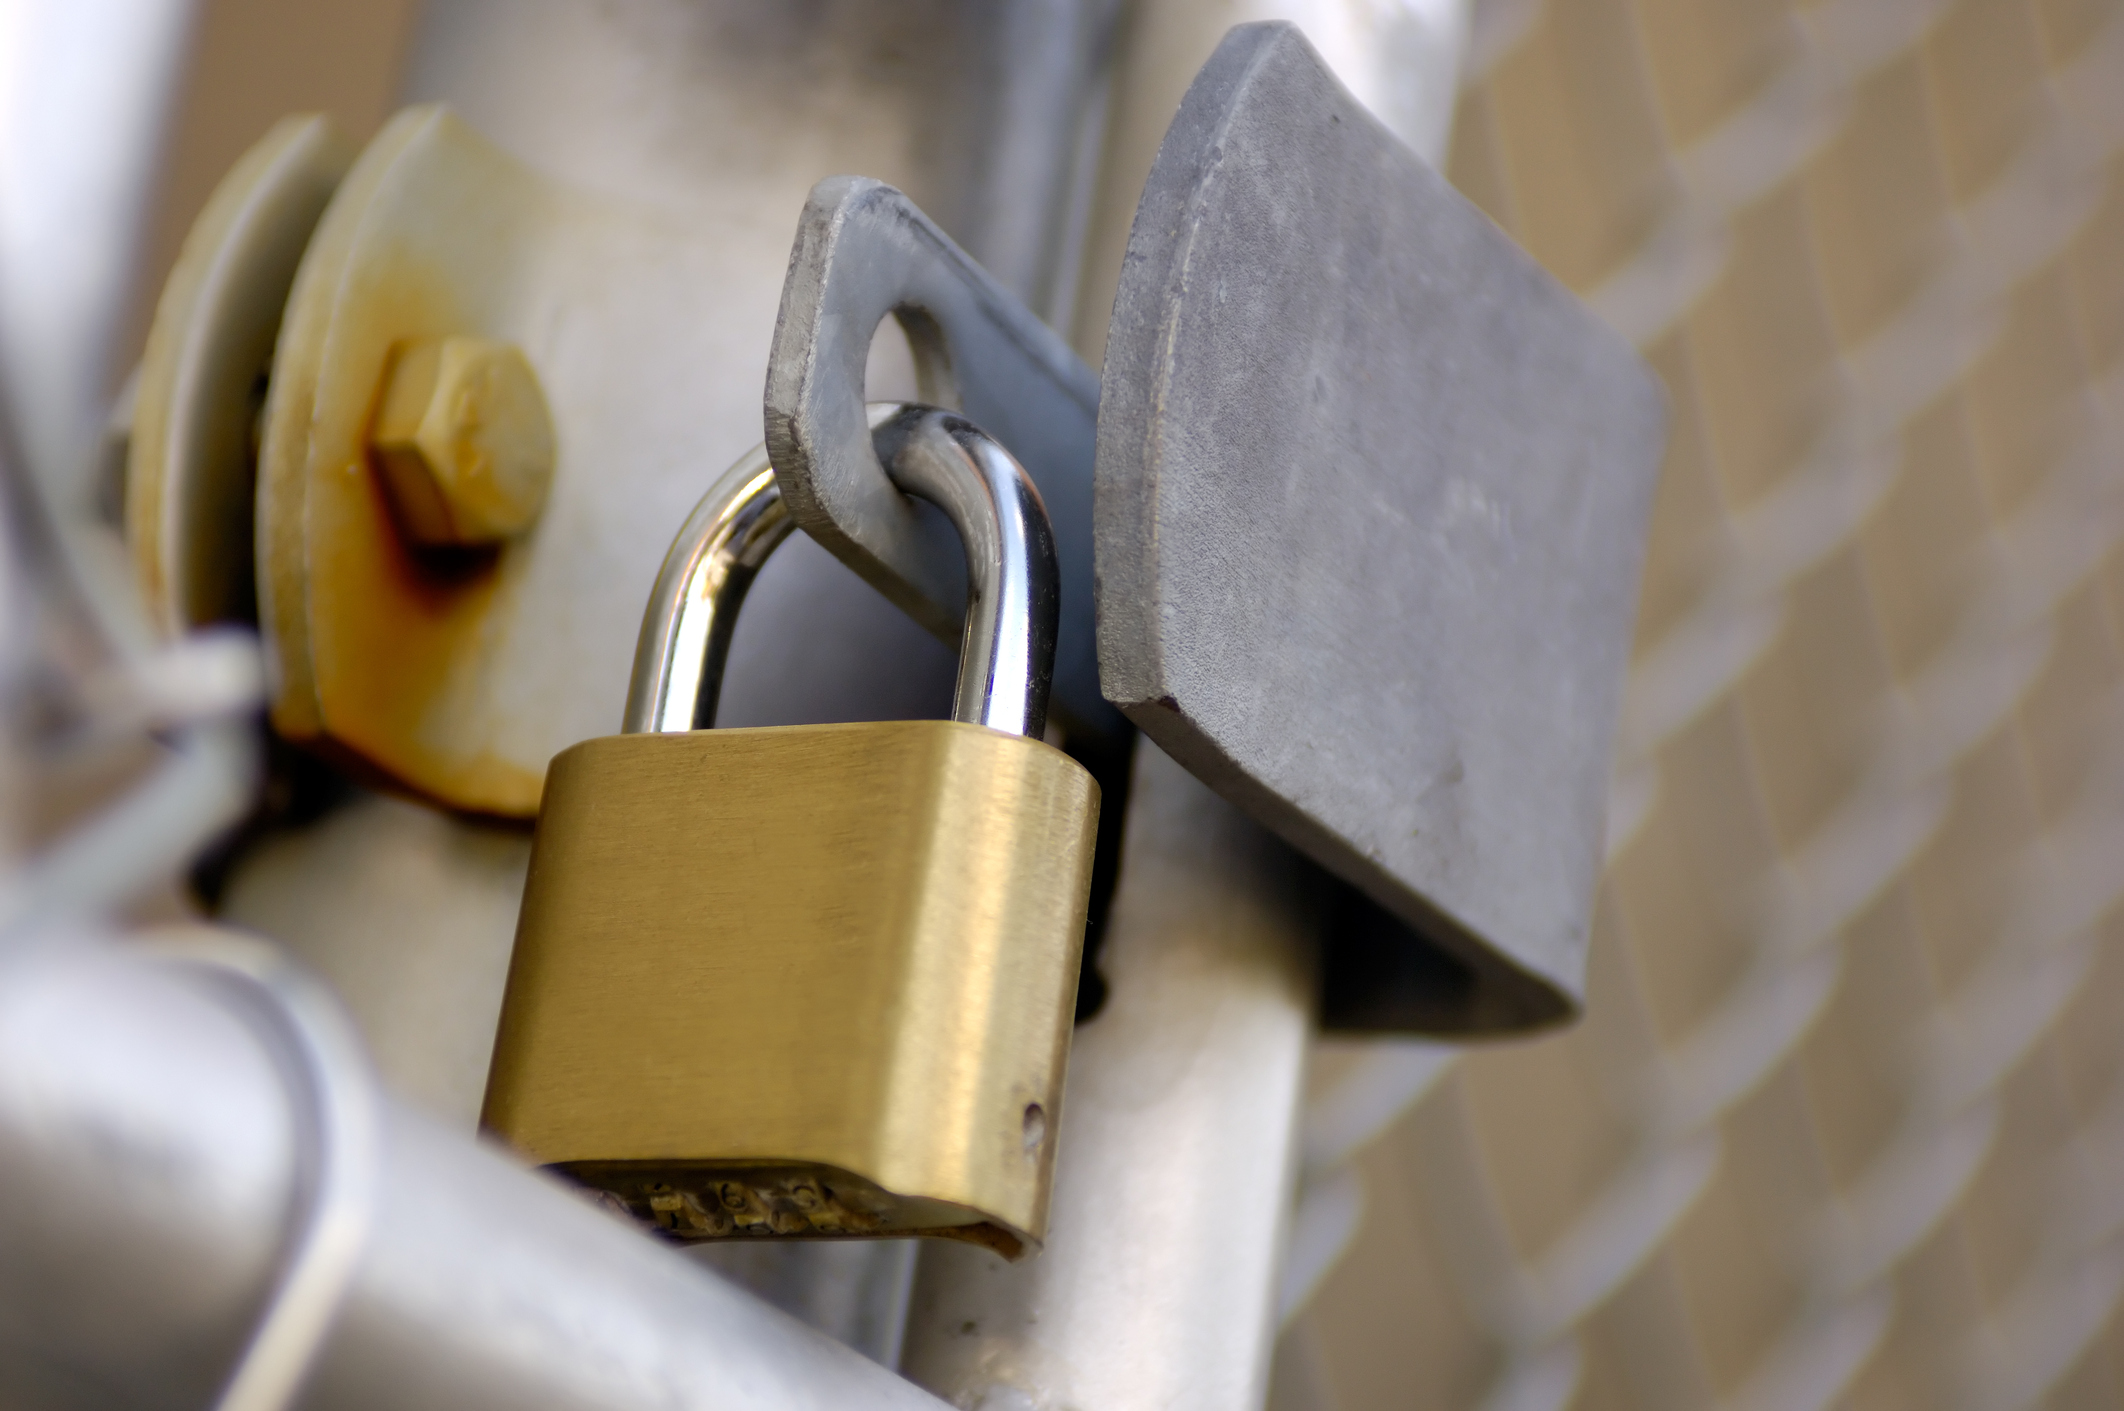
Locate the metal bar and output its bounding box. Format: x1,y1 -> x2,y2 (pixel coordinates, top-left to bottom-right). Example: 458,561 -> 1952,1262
0,0 -> 196,514
0,930 -> 950,1411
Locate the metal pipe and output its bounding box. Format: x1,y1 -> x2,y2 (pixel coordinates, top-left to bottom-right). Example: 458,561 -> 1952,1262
623,445 -> 791,736
0,0 -> 196,519
899,746 -> 1320,1409
0,929 -> 950,1410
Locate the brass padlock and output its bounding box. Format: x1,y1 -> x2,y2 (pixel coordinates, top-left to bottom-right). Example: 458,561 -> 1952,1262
482,405 -> 1098,1259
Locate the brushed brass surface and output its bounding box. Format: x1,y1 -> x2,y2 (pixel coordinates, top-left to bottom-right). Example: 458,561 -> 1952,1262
482,719 -> 1098,1258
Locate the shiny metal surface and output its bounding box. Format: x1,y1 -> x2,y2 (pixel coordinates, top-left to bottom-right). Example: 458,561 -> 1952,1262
622,444 -> 792,736
628,405 -> 1056,741
0,0 -> 195,524
624,404 -> 900,737
764,177 -> 1109,742
875,407 -> 1058,740
0,933 -> 950,1410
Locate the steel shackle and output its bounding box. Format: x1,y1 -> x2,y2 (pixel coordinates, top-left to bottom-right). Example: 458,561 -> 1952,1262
624,403 -> 1060,740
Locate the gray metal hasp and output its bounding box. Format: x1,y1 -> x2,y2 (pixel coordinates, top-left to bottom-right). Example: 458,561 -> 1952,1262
765,176 -> 1113,742
1095,22 -> 1666,1033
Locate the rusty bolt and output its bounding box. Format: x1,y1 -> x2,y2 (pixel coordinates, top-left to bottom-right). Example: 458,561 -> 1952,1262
369,335 -> 555,546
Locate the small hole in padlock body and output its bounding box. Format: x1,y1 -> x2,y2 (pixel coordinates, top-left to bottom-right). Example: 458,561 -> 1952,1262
1022,1103 -> 1046,1154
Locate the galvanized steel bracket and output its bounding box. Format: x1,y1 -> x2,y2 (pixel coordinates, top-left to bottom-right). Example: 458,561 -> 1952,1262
764,177 -> 1113,738
1096,23 -> 1667,1032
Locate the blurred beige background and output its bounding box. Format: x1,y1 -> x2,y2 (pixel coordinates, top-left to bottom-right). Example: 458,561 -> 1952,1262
1281,2 -> 2124,1409
121,0 -> 418,369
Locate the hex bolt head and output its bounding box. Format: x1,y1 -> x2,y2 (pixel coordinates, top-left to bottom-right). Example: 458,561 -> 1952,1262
369,336 -> 556,546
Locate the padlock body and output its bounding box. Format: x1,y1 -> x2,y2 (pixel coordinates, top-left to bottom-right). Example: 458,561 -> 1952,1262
482,719 -> 1097,1258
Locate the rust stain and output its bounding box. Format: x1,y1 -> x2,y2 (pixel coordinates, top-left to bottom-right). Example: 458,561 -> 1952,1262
263,106 -> 547,817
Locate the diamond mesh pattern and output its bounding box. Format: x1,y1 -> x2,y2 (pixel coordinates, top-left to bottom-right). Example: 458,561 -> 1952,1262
1279,2 -> 2124,1406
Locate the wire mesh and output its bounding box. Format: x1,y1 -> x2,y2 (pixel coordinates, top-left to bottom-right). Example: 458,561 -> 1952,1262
1279,1 -> 2124,1406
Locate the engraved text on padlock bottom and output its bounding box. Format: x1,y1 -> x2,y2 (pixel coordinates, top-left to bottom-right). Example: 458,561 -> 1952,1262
482,719 -> 1098,1261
